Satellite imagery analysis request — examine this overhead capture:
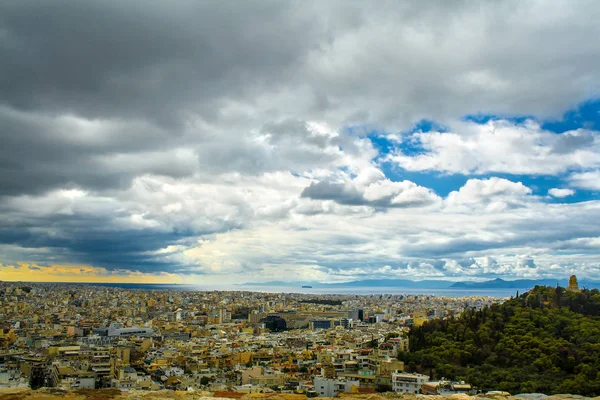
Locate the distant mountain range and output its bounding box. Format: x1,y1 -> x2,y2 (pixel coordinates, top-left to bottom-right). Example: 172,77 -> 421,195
241,277 -> 600,290
449,277 -> 590,289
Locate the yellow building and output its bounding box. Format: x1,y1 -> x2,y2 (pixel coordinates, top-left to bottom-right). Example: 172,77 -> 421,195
249,372 -> 286,387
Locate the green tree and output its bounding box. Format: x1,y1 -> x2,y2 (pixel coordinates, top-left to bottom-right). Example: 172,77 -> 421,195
406,286 -> 600,396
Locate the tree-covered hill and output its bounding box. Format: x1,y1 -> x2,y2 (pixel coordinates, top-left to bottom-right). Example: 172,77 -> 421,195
399,286 -> 600,395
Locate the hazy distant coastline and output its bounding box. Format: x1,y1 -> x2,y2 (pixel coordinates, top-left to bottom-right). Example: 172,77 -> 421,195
241,277 -> 600,289
12,277 -> 600,298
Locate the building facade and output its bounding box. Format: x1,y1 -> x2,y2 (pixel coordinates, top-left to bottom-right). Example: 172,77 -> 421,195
313,377 -> 360,397
391,372 -> 429,394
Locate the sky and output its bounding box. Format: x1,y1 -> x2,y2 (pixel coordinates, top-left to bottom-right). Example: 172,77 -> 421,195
1,0 -> 600,285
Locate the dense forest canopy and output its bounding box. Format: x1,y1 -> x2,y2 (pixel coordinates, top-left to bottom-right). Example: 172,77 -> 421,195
399,286 -> 600,395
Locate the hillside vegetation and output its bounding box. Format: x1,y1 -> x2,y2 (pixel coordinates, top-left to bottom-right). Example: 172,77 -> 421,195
399,286 -> 600,395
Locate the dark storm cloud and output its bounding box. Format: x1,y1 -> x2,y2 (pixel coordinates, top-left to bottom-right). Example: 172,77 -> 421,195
300,180 -> 440,208
0,107 -> 194,196
0,209 -> 231,273
262,120 -> 333,149
2,0 -> 600,198
2,0 -> 597,130
301,181 -> 365,206
0,1 -> 327,198
0,186 -> 249,273
0,1 -> 317,122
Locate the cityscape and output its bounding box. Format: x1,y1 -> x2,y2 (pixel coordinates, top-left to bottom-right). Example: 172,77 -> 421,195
0,280 -> 502,395
2,277 -> 599,397
2,0 -> 600,399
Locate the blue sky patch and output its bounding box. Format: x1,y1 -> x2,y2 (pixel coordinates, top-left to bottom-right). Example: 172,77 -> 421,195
361,99 -> 600,200
543,99 -> 600,133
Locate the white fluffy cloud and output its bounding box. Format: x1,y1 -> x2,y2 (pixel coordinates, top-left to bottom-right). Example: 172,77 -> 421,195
548,188 -> 576,198
445,177 -> 533,212
301,168 -> 441,209
4,169 -> 600,282
569,170 -> 600,190
389,119 -> 600,175
173,180 -> 600,283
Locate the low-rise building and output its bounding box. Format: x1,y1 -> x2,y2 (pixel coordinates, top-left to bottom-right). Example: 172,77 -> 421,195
51,365 -> 95,389
313,377 -> 359,397
421,380 -> 472,395
391,372 -> 429,394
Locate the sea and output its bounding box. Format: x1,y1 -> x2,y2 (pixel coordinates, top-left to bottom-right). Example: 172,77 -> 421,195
33,282 -> 520,298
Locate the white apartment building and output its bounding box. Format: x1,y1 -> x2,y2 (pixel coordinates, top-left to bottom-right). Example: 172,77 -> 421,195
313,377 -> 359,397
392,372 -> 429,394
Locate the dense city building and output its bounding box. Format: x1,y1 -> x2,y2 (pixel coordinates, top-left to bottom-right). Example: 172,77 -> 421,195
0,281 -> 502,393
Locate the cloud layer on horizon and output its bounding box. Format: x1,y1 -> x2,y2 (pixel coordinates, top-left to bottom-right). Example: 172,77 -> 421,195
1,0 -> 600,284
